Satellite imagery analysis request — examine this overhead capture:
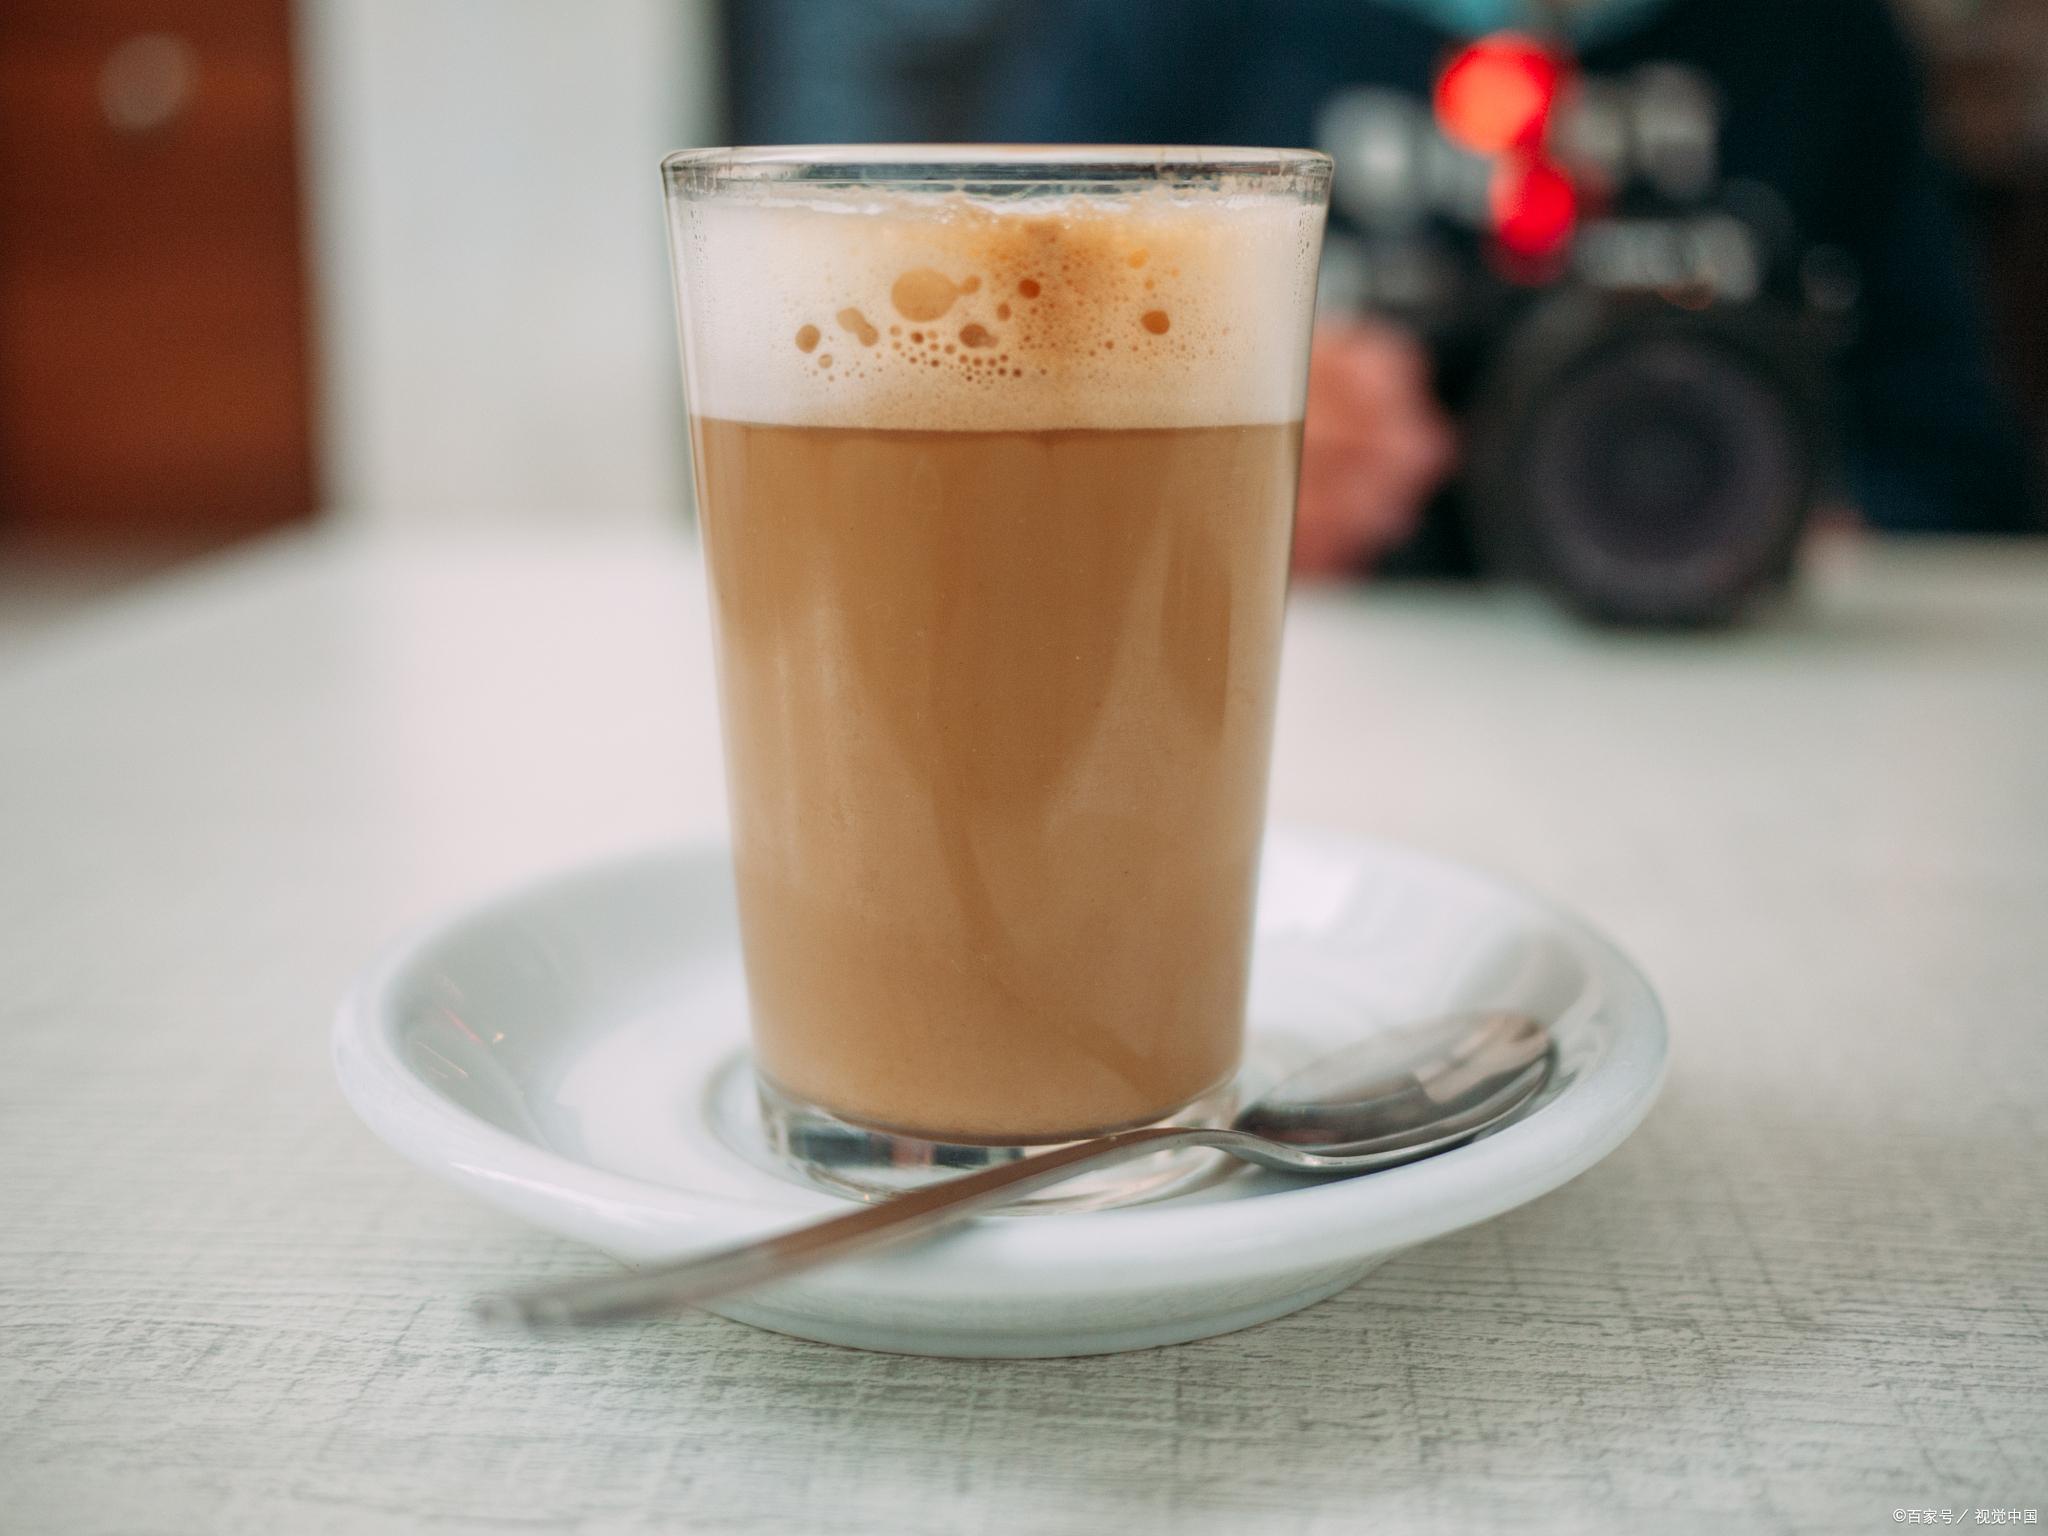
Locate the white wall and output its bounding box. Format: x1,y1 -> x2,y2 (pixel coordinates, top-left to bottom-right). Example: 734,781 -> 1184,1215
295,0 -> 721,528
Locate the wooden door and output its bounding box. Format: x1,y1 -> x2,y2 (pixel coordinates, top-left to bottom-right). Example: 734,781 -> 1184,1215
0,0 -> 313,553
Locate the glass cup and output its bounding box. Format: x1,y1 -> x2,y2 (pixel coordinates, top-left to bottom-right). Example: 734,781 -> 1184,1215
663,146 -> 1330,1206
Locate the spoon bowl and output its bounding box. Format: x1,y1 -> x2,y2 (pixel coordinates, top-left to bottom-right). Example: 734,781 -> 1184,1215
1231,1010 -> 1553,1165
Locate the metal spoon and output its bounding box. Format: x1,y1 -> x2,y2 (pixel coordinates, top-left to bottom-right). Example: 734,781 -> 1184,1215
477,1010 -> 1551,1328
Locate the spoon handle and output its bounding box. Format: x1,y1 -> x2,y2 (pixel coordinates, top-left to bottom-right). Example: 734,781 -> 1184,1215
475,1124 -> 1217,1328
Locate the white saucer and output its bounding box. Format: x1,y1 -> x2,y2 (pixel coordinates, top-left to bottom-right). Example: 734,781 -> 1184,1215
334,828 -> 1665,1357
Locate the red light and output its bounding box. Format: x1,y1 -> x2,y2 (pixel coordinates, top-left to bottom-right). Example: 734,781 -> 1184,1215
1490,155 -> 1578,259
1434,34 -> 1564,155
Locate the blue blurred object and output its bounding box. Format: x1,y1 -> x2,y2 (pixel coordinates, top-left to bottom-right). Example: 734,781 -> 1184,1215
1374,0 -> 1671,45
727,0 -> 1022,141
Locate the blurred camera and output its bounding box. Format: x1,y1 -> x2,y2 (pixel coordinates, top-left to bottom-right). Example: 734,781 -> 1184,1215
1319,38 -> 1852,624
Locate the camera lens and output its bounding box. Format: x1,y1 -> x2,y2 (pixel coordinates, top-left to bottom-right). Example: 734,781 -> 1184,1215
1465,300 -> 1819,625
1532,338 -> 1800,606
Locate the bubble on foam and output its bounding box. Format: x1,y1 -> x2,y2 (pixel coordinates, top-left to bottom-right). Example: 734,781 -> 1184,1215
674,188 -> 1324,431
890,268 -> 959,322
836,307 -> 879,347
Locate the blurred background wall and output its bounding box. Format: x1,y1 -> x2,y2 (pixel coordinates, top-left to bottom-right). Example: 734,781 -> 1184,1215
297,0 -> 718,532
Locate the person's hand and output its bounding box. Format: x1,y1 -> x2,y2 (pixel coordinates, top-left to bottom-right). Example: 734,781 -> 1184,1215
1294,318 -> 1457,579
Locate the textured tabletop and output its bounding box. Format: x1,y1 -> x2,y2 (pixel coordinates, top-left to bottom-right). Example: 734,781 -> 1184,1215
2,532 -> 2044,1536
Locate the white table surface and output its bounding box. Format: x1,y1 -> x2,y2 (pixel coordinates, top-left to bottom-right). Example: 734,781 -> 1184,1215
2,530 -> 2044,1536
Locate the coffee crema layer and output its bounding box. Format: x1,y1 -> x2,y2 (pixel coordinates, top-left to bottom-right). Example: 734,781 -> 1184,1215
675,190 -> 1321,432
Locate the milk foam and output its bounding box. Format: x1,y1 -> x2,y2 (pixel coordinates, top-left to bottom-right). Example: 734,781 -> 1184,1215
671,189 -> 1324,431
